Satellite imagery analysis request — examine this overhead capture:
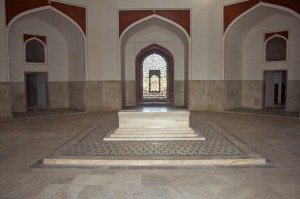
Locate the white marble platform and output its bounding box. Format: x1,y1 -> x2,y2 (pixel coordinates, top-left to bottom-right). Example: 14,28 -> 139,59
103,108 -> 205,141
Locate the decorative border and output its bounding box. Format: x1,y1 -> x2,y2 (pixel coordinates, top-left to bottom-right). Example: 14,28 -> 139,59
119,10 -> 190,37
264,30 -> 288,41
24,34 -> 47,45
224,0 -> 300,33
5,0 -> 86,35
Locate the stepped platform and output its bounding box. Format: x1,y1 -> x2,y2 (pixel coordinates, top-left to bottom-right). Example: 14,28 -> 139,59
103,108 -> 205,141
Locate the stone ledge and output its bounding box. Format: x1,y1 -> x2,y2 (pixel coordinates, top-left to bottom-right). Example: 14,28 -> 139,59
43,157 -> 266,167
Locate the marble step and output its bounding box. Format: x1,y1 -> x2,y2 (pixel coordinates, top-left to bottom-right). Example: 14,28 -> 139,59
110,133 -> 199,138
103,136 -> 205,141
112,128 -> 196,134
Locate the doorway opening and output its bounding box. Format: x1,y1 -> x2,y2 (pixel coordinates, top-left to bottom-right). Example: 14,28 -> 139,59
263,70 -> 287,108
136,44 -> 174,106
25,72 -> 48,110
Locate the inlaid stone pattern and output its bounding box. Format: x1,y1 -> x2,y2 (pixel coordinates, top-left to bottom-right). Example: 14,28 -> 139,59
64,123 -> 246,156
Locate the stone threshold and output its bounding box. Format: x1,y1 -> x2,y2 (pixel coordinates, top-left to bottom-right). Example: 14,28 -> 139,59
43,156 -> 266,167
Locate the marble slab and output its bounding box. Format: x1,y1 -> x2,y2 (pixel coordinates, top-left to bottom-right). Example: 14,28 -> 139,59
104,109 -> 205,141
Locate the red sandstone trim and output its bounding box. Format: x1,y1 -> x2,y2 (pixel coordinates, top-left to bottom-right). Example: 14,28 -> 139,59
265,31 -> 288,41
23,34 -> 47,45
119,10 -> 190,37
224,0 -> 300,33
51,1 -> 86,35
5,0 -> 86,35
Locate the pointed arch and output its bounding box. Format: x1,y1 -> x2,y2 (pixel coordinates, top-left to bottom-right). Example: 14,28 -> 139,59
119,15 -> 190,107
264,35 -> 288,62
224,3 -> 300,37
223,3 -> 300,80
24,37 -> 47,64
120,14 -> 190,42
135,43 -> 174,105
6,6 -> 85,38
6,6 -> 87,82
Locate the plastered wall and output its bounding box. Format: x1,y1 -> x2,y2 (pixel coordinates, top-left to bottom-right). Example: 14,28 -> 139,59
1,0 -> 253,82
4,0 -> 299,83
68,0 -> 214,81
0,0 -> 7,82
9,17 -> 68,82
243,14 -> 300,80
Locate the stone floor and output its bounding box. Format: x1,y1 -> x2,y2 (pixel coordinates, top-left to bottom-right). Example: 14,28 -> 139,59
226,107 -> 300,118
13,108 -> 83,119
0,111 -> 300,198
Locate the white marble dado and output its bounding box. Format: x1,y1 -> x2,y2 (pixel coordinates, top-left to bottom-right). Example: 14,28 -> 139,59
104,108 -> 205,141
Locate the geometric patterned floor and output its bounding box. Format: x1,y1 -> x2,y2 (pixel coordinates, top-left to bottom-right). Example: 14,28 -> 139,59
64,123 -> 246,157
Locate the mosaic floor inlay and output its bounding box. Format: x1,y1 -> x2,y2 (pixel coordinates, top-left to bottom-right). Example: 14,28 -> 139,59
63,123 -> 246,157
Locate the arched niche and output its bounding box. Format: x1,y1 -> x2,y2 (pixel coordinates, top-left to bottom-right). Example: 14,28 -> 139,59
120,16 -> 189,108
264,35 -> 287,62
224,5 -> 300,80
24,38 -> 46,64
224,4 -> 300,110
8,8 -> 86,112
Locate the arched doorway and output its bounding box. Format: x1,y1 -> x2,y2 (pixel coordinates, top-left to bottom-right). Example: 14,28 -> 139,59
136,44 -> 174,106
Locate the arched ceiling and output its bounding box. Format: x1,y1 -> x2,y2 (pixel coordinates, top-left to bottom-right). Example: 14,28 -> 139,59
227,6 -> 295,42
223,0 -> 300,33
16,9 -> 83,47
121,17 -> 188,48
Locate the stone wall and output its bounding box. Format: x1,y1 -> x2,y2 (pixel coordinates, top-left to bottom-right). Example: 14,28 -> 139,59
102,81 -> 121,111
0,83 -> 11,119
48,82 -> 69,109
1,80 -> 299,119
125,81 -> 135,107
10,82 -> 26,112
85,81 -> 103,112
174,81 -> 185,107
224,81 -> 242,110
189,81 -> 225,111
286,80 -> 300,112
86,81 -> 121,112
69,81 -> 86,110
242,81 -> 263,109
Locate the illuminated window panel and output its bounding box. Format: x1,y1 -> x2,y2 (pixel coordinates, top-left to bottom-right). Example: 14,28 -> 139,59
142,54 -> 167,100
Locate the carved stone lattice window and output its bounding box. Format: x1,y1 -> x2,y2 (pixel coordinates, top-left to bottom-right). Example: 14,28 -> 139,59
25,39 -> 45,63
266,37 -> 287,62
142,54 -> 167,100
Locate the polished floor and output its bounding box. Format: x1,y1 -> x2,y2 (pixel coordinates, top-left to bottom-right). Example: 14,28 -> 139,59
227,107 -> 299,118
0,111 -> 300,199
